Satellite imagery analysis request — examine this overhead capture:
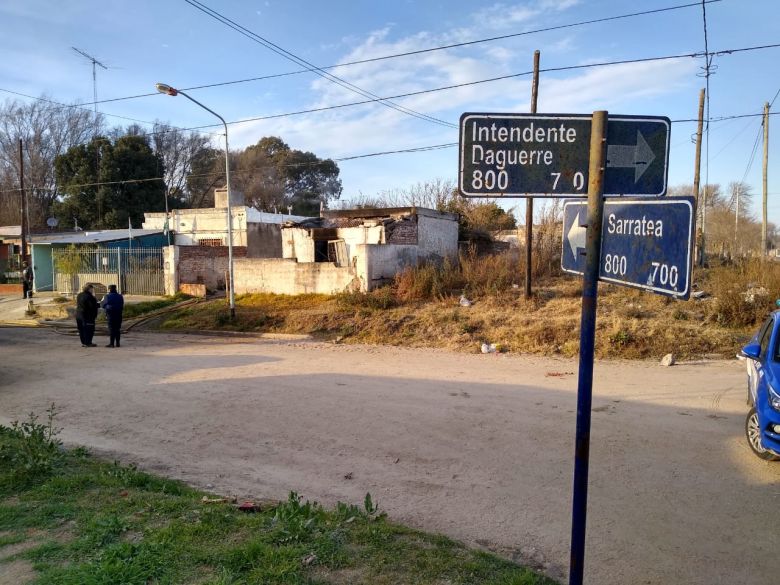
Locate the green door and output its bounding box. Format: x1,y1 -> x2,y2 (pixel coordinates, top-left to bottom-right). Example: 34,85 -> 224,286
31,245 -> 53,292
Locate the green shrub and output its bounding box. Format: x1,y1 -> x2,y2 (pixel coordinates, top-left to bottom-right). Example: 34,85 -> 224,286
0,403 -> 63,488
122,292 -> 191,319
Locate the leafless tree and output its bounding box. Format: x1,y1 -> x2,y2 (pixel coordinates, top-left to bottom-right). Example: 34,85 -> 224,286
152,123 -> 211,207
374,178 -> 457,209
0,98 -> 101,227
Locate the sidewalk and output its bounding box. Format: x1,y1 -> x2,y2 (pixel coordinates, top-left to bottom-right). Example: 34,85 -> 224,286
0,294 -> 38,324
0,292 -> 168,325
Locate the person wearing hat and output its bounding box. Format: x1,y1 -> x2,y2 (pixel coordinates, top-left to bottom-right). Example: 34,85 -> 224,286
75,284 -> 98,347
101,284 -> 124,348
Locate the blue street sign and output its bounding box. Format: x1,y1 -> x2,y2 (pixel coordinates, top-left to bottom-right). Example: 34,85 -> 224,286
561,198 -> 694,299
458,113 -> 670,197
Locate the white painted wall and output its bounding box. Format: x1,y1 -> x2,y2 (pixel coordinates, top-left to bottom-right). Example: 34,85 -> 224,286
338,225 -> 384,260
354,244 -> 419,290
282,227 -> 316,262
144,207 -> 308,248
163,245 -> 178,296
417,213 -> 459,261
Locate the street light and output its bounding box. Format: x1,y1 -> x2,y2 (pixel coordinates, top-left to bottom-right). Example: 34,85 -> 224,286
155,83 -> 235,318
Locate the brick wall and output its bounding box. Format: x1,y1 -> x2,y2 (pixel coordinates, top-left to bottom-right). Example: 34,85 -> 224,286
178,246 -> 247,292
386,218 -> 418,245
0,283 -> 22,295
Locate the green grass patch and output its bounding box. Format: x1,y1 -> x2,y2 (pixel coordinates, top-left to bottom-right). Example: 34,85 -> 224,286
121,292 -> 192,319
0,410 -> 558,585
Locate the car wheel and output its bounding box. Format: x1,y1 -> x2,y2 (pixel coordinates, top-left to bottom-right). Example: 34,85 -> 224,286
745,408 -> 780,461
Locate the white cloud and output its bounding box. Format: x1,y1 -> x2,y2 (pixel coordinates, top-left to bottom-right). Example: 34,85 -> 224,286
228,0 -> 694,185
539,0 -> 581,11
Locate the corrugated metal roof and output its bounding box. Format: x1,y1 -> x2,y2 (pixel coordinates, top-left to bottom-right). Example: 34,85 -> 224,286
31,229 -> 163,245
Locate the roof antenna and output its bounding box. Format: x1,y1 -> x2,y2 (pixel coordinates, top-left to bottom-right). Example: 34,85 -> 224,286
72,47 -> 110,227
71,47 -> 108,126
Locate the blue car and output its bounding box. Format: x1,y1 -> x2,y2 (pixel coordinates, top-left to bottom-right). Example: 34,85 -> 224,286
741,311 -> 780,461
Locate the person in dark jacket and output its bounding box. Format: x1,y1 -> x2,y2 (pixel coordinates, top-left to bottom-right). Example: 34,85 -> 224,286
101,284 -> 124,348
22,261 -> 33,299
75,284 -> 98,347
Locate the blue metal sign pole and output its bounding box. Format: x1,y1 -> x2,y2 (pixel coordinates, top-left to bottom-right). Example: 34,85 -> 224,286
569,111 -> 607,585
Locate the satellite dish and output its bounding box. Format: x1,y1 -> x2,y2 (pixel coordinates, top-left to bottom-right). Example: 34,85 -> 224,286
46,217 -> 59,228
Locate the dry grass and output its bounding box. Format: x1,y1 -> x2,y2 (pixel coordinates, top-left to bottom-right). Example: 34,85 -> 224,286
153,256 -> 780,360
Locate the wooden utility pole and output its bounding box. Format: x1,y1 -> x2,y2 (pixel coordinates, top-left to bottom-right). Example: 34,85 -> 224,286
762,101 -> 769,256
693,89 -> 705,266
735,183 -> 740,254
524,50 -> 540,298
19,139 -> 27,263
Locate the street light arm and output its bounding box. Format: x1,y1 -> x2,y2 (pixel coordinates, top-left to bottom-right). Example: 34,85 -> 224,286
175,90 -> 228,133
155,84 -> 235,318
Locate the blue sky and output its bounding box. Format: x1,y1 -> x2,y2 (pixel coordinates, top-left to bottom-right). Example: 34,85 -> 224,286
0,0 -> 777,222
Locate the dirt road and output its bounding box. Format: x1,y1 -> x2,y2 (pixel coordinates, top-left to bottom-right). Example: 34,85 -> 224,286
1,327 -> 778,584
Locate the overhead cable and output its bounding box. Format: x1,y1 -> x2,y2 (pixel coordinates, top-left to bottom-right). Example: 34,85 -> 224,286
184,0 -> 456,129
88,0 -> 723,106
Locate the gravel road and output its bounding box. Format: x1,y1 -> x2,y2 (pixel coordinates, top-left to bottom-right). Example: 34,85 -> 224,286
1,327 -> 778,584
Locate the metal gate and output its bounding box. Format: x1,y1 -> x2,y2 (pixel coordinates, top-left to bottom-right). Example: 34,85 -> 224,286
52,247 -> 164,296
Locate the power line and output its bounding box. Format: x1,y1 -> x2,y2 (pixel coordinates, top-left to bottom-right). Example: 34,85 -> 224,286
6,40 -> 779,142
738,87 -> 780,184
0,87 -> 223,138
0,142 -> 460,194
90,0 -> 721,106
184,0 -> 456,129
3,105 -> 777,197
8,44 -> 780,152
145,43 -> 780,135
710,117 -> 759,162
741,124 -> 763,185
770,88 -> 780,108
0,87 -> 154,126
6,40 -> 780,156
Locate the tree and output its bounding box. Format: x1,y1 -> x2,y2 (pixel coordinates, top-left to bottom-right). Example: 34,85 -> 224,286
0,98 -> 101,227
185,147 -> 224,208
152,123 -> 211,208
53,133 -> 167,229
234,137 -> 341,215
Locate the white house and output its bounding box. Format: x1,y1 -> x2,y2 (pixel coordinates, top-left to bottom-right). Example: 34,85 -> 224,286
143,188 -> 308,256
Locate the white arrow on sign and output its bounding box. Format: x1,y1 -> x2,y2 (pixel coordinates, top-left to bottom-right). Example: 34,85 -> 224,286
606,130 -> 656,182
567,210 -> 587,260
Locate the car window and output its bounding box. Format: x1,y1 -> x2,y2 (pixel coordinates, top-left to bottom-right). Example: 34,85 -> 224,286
773,321 -> 780,362
759,317 -> 774,358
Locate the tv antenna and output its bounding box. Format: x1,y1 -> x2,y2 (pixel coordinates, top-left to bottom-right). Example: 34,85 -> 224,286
71,47 -> 108,118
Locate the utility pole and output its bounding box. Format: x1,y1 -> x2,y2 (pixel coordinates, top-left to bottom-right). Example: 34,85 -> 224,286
735,183 -> 740,256
19,139 -> 27,263
762,101 -> 769,256
525,50 -> 540,298
693,89 -> 705,266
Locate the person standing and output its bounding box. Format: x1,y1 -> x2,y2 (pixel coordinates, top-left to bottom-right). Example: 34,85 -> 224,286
101,284 -> 124,348
75,284 -> 98,347
21,261 -> 33,299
